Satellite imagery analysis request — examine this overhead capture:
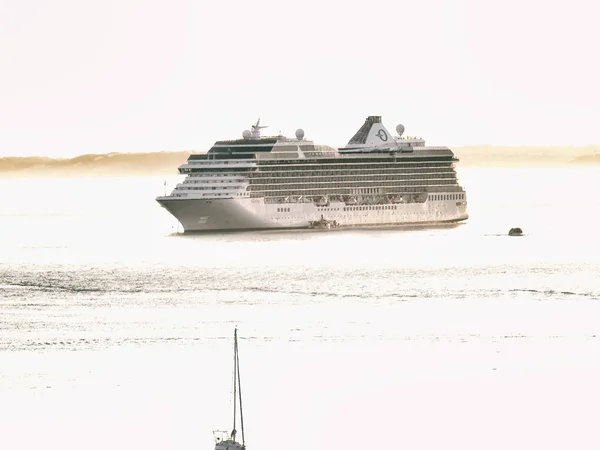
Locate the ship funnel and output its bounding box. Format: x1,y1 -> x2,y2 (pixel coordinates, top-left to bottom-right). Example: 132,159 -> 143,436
347,116 -> 393,146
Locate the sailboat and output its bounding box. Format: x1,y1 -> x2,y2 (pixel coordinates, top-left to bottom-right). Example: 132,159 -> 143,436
213,328 -> 246,450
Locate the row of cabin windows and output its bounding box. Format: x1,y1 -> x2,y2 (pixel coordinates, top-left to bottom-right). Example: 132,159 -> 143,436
250,187 -> 451,198
252,167 -> 455,177
183,169 -> 457,179
248,180 -> 459,192
182,162 -> 455,174
182,167 -> 454,175
177,186 -> 244,191
184,178 -> 246,183
250,174 -> 457,184
188,173 -> 248,179
186,169 -> 458,178
258,162 -> 454,170
183,192 -> 247,197
343,205 -> 399,211
181,174 -> 458,186
181,168 -> 253,173
277,208 -> 291,213
186,159 -> 452,167
431,193 -> 465,201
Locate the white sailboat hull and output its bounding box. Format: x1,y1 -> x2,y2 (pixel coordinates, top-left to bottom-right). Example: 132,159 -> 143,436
215,440 -> 244,450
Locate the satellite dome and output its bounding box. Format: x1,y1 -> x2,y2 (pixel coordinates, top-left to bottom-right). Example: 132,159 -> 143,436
242,130 -> 251,139
396,124 -> 405,136
295,128 -> 305,140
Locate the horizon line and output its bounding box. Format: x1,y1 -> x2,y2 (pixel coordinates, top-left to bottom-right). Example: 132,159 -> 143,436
2,143 -> 600,160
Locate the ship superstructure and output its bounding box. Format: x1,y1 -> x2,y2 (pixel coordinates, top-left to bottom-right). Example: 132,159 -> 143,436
156,116 -> 468,231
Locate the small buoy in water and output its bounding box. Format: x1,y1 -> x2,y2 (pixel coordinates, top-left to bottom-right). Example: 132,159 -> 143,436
508,227 -> 523,236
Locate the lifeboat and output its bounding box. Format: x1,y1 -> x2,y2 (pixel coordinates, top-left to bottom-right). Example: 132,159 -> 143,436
344,196 -> 358,205
314,196 -> 329,207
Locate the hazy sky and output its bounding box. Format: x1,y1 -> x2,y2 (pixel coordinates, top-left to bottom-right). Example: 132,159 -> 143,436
1,0 -> 598,157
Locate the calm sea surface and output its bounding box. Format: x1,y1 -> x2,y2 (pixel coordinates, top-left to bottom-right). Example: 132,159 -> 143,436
1,167 -> 600,450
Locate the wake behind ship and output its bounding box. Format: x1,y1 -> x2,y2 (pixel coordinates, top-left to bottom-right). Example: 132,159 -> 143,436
156,116 -> 468,231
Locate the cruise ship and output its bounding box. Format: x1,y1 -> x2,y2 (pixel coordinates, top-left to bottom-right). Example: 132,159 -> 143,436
156,116 -> 468,231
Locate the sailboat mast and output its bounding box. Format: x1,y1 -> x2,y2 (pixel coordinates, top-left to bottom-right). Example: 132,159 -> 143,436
232,328 -> 238,439
237,338 -> 245,446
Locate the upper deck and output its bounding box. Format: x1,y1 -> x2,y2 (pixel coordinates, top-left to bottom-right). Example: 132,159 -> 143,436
178,116 -> 458,170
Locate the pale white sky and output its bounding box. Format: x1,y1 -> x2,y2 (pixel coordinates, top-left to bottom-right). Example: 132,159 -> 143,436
0,0 -> 598,157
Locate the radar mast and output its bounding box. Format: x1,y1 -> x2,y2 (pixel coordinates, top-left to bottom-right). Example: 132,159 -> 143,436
250,118 -> 268,139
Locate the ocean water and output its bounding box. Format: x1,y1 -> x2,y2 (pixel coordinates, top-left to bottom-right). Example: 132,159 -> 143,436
1,167 -> 600,450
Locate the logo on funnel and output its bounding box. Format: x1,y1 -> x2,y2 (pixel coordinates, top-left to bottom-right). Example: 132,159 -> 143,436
376,129 -> 388,141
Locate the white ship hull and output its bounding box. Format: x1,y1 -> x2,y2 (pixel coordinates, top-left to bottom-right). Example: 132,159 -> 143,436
156,196 -> 468,232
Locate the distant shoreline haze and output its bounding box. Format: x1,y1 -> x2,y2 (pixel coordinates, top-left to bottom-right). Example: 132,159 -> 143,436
1,146 -> 599,176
